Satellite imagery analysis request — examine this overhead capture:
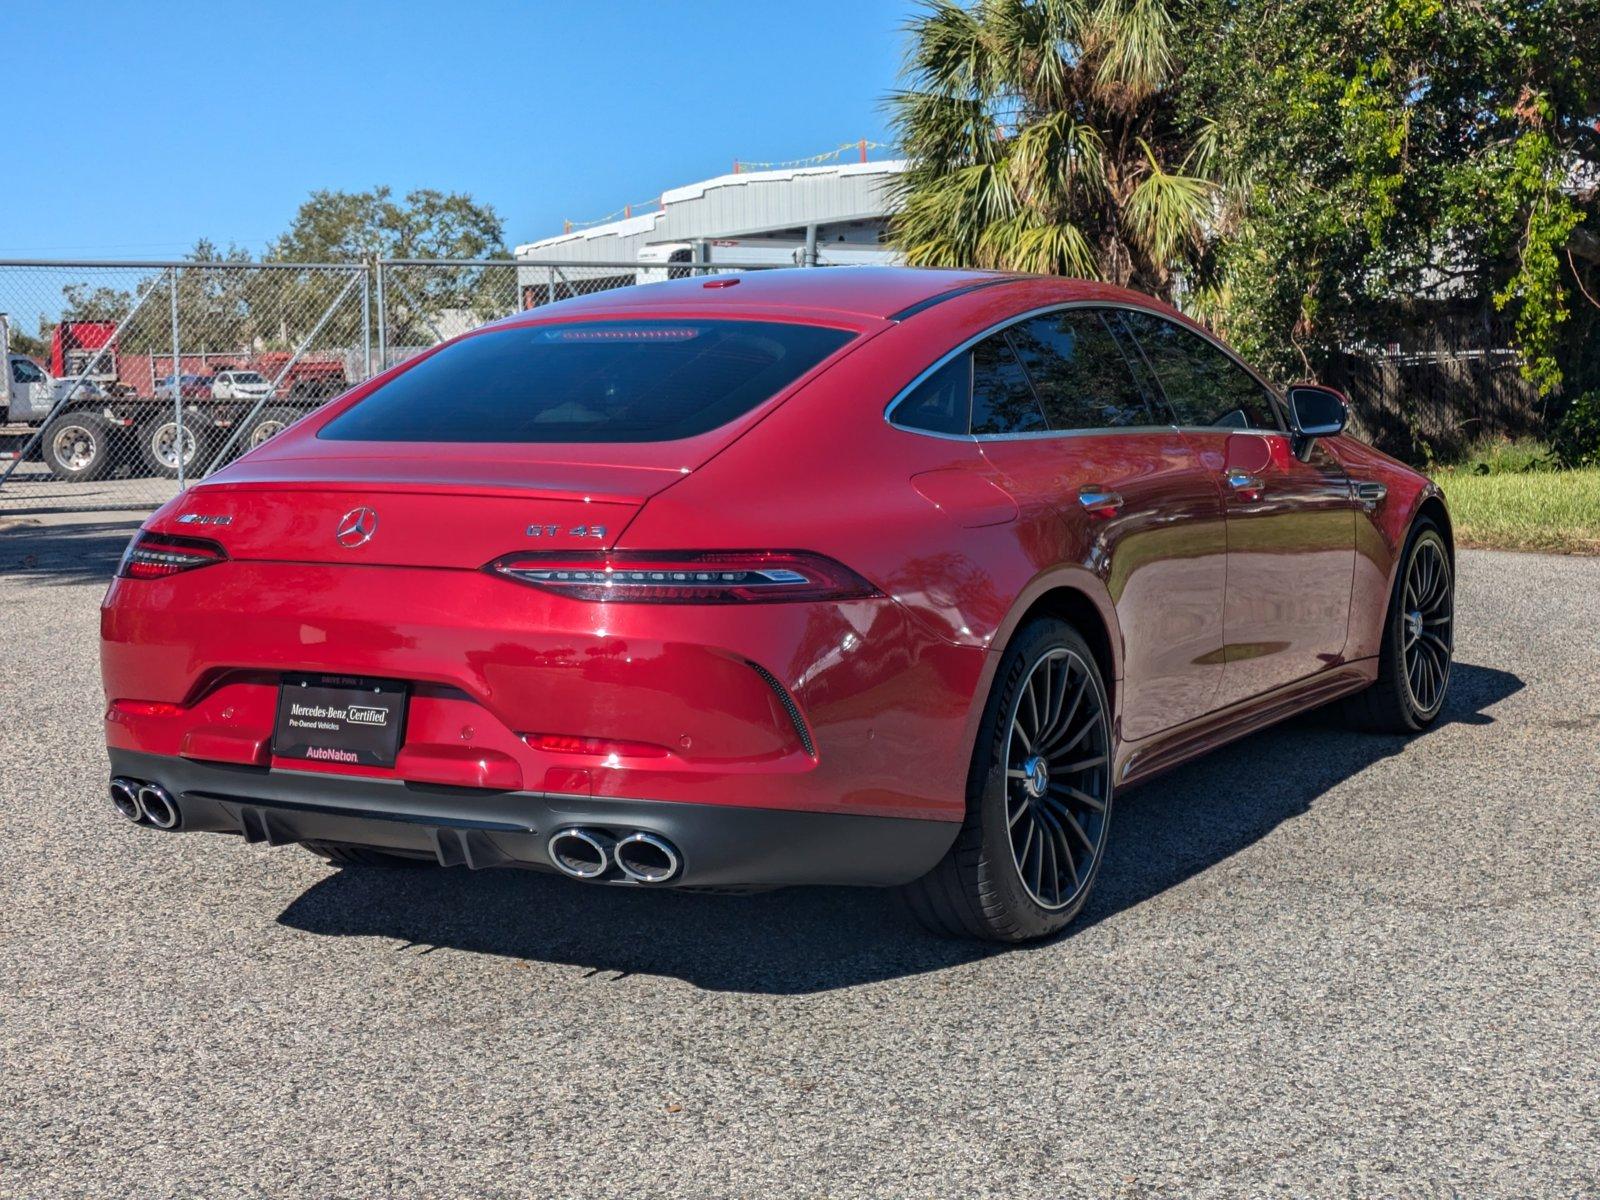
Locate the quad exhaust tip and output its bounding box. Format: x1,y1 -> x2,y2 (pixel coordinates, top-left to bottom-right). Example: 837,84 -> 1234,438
547,827 -> 682,884
109,777 -> 142,823
109,777 -> 180,829
547,828 -> 613,879
614,832 -> 681,884
138,784 -> 179,830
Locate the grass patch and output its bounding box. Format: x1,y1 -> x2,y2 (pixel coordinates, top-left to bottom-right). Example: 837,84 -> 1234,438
1432,467 -> 1600,554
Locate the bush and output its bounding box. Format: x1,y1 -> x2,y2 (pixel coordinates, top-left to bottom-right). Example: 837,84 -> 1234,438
1452,437 -> 1556,475
1553,391 -> 1600,468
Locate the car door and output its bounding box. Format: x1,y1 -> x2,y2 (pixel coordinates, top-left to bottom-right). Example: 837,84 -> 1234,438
973,308 -> 1228,740
9,356 -> 54,421
1117,309 -> 1356,708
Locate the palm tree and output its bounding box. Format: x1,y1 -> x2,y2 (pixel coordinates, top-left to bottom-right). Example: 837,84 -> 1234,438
888,0 -> 1218,301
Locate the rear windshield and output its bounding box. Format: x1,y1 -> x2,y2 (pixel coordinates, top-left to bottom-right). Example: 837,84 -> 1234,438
319,319 -> 855,443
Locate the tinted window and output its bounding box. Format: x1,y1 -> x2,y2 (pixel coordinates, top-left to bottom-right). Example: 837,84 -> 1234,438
1007,310 -> 1154,430
894,354 -> 971,436
971,333 -> 1046,436
320,320 -> 854,444
1119,311 -> 1279,430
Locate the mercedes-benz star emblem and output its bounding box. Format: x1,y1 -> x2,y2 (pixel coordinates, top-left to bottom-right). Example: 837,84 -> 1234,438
335,507 -> 378,548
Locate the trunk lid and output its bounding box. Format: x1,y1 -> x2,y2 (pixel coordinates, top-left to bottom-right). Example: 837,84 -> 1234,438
152,450 -> 687,568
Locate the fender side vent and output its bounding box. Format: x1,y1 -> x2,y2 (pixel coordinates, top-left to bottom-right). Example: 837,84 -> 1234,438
745,660 -> 816,758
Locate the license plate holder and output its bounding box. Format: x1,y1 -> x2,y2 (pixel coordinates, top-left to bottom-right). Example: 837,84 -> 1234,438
274,674 -> 408,767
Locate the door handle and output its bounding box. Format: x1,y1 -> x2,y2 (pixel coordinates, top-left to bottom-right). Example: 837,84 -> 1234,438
1078,488 -> 1123,517
1226,470 -> 1264,501
1352,480 -> 1387,507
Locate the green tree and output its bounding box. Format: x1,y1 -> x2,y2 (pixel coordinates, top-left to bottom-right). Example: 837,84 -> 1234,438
1181,0 -> 1600,392
887,0 -> 1219,300
268,186 -> 508,348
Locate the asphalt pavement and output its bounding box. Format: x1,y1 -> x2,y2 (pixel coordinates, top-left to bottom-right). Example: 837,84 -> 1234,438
1,526 -> 1595,1199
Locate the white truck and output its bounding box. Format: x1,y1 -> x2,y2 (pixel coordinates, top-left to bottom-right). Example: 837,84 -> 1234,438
1,313 -> 120,480
1,313 -> 317,482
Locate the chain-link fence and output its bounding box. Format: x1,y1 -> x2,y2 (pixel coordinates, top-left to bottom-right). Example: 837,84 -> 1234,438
0,257 -> 773,514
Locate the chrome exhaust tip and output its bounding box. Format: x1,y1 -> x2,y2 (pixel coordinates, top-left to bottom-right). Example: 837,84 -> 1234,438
109,777 -> 143,823
613,832 -> 682,884
547,828 -> 612,880
136,784 -> 179,831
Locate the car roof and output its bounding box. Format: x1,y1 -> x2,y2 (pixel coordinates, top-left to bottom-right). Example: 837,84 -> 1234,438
506,266 -> 1015,322
496,266 -> 1188,328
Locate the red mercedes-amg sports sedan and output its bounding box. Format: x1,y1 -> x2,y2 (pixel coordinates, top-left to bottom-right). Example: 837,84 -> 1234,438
101,267 -> 1454,941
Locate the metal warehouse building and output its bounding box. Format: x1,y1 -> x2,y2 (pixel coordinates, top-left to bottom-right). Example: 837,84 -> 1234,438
514,159 -> 907,304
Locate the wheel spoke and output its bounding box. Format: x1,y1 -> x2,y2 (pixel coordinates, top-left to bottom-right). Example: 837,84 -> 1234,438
1011,717 -> 1032,755
1038,675 -> 1087,754
1041,658 -> 1072,743
1034,805 -> 1079,894
1015,819 -> 1035,866
1031,825 -> 1046,899
1047,783 -> 1106,813
1414,641 -> 1440,706
1061,808 -> 1096,853
1051,754 -> 1107,775
1044,827 -> 1061,906
1047,719 -> 1094,759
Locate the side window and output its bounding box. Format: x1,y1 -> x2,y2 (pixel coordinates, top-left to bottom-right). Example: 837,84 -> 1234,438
1007,309 -> 1154,430
893,354 -> 971,436
971,332 -> 1046,436
1119,310 -> 1280,430
11,358 -> 46,384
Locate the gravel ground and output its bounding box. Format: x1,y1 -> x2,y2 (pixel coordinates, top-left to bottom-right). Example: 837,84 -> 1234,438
0,529 -> 1595,1200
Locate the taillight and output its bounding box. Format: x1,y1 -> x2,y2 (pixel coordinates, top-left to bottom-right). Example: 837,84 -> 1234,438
487,550 -> 880,604
116,531 -> 228,580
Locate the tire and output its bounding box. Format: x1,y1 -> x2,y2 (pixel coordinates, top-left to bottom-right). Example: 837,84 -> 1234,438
302,841 -> 436,868
41,411 -> 114,481
138,413 -> 206,479
1340,518 -> 1454,733
239,406 -> 298,453
901,619 -> 1115,942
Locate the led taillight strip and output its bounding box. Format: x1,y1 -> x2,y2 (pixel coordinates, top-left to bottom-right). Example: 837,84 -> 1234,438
487,550 -> 880,605
116,531 -> 228,579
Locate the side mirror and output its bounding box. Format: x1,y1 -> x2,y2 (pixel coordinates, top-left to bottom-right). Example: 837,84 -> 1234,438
1285,384 -> 1349,459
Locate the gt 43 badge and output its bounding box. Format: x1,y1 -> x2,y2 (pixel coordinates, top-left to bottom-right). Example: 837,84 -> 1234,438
525,523 -> 608,539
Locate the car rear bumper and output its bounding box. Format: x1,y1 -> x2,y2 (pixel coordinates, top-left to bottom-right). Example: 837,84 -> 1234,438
107,749 -> 960,889
102,560 -> 988,822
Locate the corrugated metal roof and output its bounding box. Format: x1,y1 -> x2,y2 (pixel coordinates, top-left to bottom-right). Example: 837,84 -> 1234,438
515,160 -> 907,265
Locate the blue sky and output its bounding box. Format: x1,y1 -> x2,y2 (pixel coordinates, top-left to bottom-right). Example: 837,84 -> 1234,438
4,0 -> 912,257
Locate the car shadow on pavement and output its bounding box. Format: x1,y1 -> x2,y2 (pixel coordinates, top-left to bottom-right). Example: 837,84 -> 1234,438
0,517 -> 142,584
276,661 -> 1522,995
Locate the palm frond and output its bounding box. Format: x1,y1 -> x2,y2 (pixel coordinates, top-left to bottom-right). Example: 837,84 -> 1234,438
1086,0 -> 1173,102
1124,140 -> 1215,264
984,218 -> 1101,277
